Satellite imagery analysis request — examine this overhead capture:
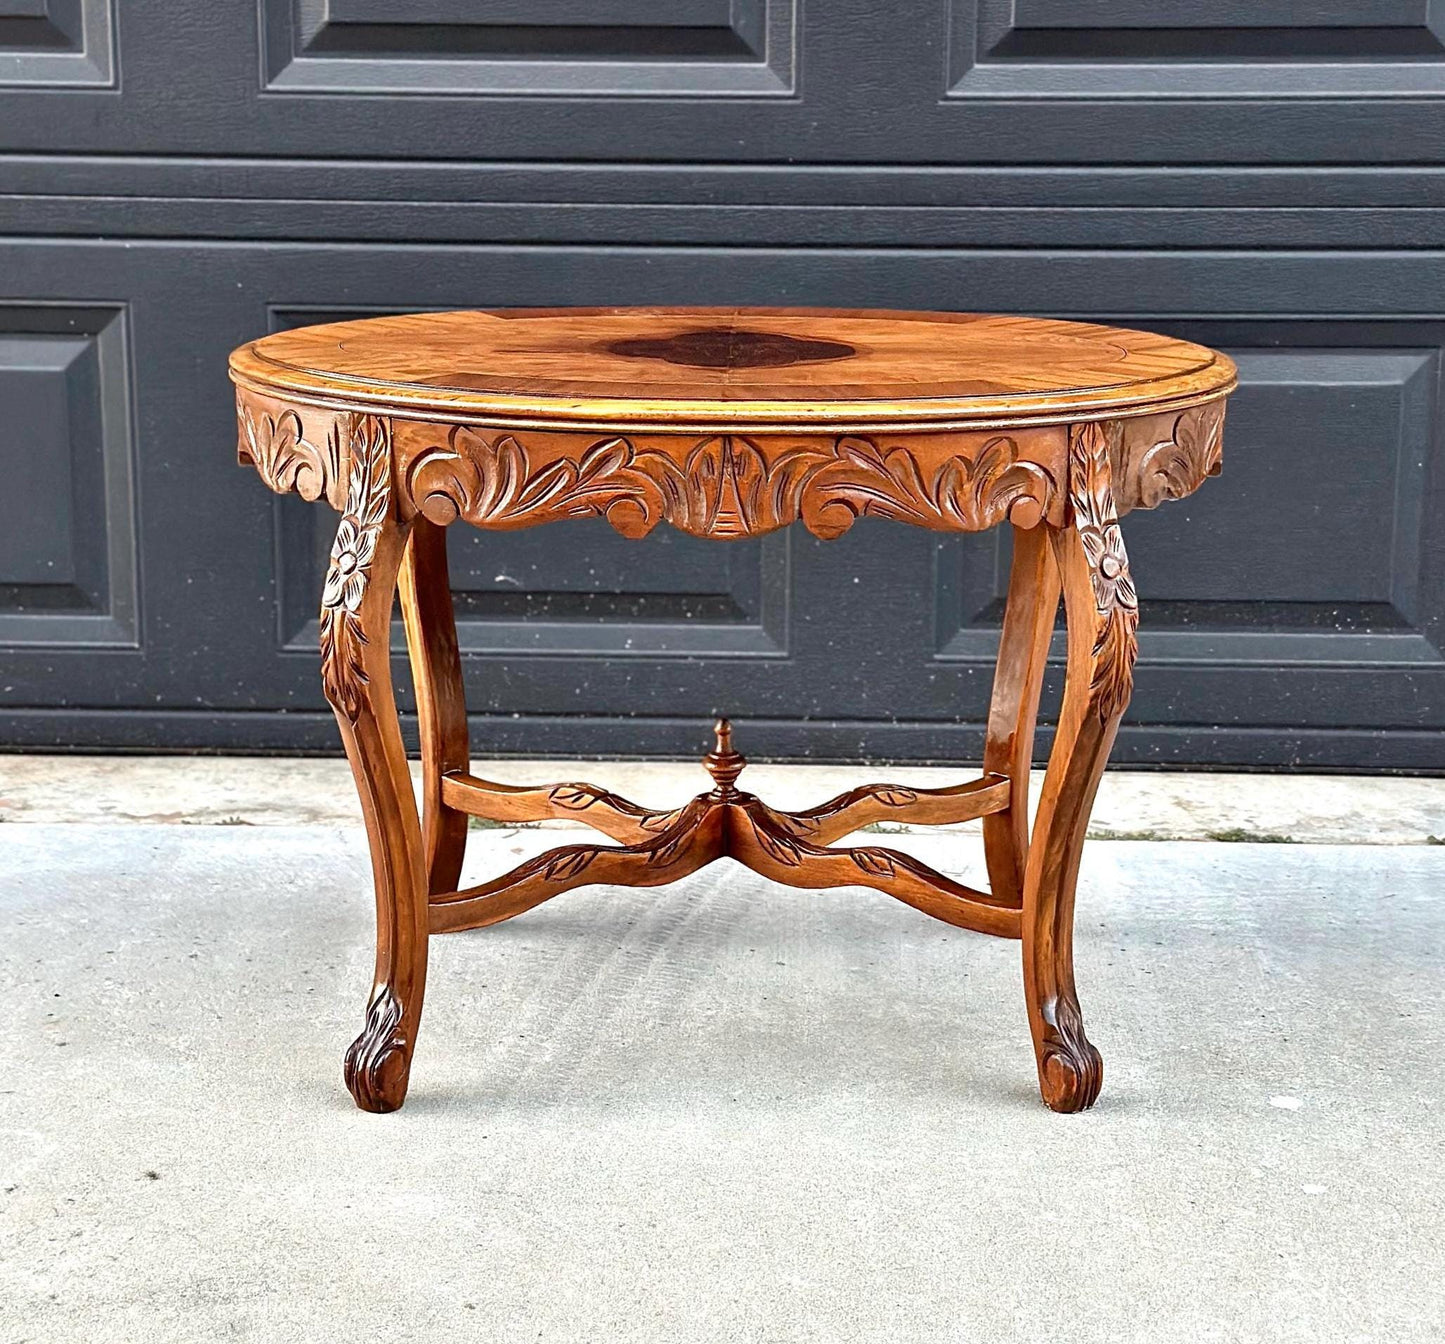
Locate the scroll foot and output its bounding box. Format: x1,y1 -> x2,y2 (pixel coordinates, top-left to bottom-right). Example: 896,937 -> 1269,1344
343,986 -> 411,1114
1037,998 -> 1103,1113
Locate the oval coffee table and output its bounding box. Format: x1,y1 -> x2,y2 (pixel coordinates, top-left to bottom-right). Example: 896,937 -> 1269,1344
230,308 -> 1235,1114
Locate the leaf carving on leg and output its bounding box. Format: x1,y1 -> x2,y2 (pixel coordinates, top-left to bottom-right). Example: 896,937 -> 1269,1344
1068,421 -> 1138,723
320,415 -> 392,723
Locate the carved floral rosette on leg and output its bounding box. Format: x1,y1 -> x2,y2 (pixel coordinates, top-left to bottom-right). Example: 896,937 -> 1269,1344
319,415 -> 392,722
1073,420 -> 1139,721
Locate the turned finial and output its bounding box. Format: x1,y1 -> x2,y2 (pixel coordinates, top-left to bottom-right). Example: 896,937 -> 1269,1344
703,717 -> 747,798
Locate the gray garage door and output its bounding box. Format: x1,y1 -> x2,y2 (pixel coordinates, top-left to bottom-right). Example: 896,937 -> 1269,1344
2,1 -> 1442,769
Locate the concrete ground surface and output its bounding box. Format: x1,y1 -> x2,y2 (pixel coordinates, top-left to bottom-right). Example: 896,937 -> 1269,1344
1,791 -> 1442,1342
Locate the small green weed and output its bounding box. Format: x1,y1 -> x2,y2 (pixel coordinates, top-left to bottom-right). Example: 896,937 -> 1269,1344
1085,827 -> 1299,843
1205,828 -> 1297,844
1086,828 -> 1174,842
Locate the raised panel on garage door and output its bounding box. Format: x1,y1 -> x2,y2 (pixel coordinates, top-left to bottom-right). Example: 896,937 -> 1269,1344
9,0 -> 1445,162
0,0 -> 839,160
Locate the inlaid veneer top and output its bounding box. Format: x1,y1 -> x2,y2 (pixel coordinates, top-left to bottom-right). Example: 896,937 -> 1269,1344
229,307 -> 1236,430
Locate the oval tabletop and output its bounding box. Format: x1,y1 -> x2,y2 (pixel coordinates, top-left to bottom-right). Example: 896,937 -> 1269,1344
229,307 -> 1236,430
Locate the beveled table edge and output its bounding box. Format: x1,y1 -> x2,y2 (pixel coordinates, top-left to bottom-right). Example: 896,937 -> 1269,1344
228,361 -> 1238,436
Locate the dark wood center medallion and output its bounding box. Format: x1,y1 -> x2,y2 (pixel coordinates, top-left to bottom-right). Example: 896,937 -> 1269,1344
606,327 -> 857,369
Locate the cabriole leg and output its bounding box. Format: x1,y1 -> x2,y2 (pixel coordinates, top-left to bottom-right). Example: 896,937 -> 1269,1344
1022,424 -> 1137,1113
400,517 -> 470,895
321,416 -> 428,1113
982,523 -> 1060,908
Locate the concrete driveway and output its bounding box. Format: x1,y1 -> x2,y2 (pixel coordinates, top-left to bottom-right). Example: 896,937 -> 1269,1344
1,761 -> 1443,1342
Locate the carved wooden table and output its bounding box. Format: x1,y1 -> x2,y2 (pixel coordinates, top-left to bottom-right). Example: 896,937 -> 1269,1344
230,307 -> 1234,1114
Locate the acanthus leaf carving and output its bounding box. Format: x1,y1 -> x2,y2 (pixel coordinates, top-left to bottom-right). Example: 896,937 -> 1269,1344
872,786 -> 917,808
548,785 -> 603,811
238,400 -> 343,505
402,429 -> 1058,542
320,415 -> 392,723
407,427 -> 658,537
1121,400 -> 1226,512
632,435 -> 830,539
1069,421 -> 1138,723
542,848 -> 597,881
746,810 -> 807,867
851,847 -> 898,878
801,433 -> 1053,539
